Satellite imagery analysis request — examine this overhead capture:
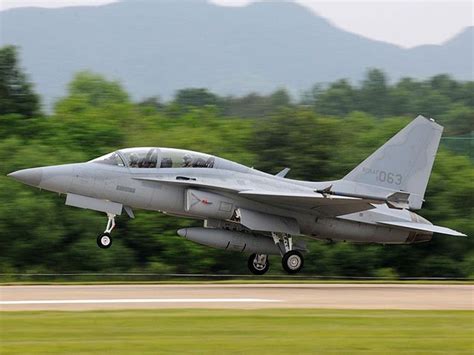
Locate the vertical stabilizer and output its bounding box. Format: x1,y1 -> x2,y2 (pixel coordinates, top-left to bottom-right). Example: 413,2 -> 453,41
343,116 -> 443,209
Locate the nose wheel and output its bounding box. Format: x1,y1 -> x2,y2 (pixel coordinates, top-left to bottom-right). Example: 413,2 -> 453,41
248,254 -> 270,275
97,213 -> 116,249
97,233 -> 112,249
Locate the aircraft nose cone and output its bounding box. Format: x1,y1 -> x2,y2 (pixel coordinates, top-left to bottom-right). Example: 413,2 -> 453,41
177,228 -> 187,238
8,168 -> 43,187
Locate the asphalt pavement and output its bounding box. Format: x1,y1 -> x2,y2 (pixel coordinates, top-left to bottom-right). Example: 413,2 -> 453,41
1,284 -> 472,311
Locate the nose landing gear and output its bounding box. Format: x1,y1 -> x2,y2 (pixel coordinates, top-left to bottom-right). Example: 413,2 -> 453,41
248,253 -> 270,275
97,213 -> 116,249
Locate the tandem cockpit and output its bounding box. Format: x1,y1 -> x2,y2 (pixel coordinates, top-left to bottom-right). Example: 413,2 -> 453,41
91,148 -> 216,169
86,147 -> 261,174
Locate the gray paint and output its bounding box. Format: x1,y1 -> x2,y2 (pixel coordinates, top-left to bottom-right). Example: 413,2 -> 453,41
7,116 -> 467,257
178,227 -> 282,255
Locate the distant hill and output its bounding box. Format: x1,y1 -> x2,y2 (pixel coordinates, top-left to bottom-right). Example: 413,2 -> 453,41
1,0 -> 473,108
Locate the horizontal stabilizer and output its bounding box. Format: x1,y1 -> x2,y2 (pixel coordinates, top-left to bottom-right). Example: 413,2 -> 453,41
377,221 -> 466,237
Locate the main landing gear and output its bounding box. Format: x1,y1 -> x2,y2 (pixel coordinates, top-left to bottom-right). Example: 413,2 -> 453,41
282,250 -> 304,274
246,234 -> 305,275
97,213 -> 116,249
273,233 -> 304,274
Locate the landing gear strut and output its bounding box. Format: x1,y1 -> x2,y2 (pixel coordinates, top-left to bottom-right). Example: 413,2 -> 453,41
97,213 -> 116,249
272,233 -> 304,274
248,254 -> 270,275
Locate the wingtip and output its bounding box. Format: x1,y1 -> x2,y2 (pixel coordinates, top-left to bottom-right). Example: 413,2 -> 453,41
441,228 -> 467,237
275,167 -> 290,178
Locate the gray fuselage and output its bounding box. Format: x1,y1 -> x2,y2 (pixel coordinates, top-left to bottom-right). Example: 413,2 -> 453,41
28,155 -> 431,245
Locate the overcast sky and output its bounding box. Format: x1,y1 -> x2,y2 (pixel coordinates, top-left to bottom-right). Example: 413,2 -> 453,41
1,0 -> 472,48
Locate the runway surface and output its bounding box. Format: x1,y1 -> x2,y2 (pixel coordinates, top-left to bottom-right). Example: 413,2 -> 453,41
1,284 -> 472,311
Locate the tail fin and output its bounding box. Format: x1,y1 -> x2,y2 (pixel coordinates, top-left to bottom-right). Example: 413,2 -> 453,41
343,115 -> 443,209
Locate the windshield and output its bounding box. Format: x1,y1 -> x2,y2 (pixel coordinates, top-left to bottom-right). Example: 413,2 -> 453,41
90,152 -> 125,166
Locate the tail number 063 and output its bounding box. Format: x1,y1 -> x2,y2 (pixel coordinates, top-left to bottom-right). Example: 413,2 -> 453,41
377,171 -> 402,185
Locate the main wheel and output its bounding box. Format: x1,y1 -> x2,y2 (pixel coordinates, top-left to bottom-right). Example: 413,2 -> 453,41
248,254 -> 270,275
282,250 -> 304,274
97,232 -> 112,249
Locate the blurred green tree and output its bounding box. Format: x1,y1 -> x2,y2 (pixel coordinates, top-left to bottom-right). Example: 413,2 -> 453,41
0,46 -> 40,117
52,71 -> 133,156
358,68 -> 389,116
174,88 -> 219,107
0,63 -> 472,278
312,79 -> 356,116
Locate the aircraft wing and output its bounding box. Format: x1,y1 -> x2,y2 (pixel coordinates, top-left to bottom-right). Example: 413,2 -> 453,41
134,177 -> 378,217
133,176 -> 242,193
239,190 -> 377,216
377,221 -> 467,237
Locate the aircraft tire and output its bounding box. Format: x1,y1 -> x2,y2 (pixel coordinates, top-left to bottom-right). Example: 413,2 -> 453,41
282,250 -> 304,274
97,232 -> 112,249
248,254 -> 270,275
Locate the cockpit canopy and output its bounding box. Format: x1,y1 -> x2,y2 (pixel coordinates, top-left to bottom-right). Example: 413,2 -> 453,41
91,148 -> 216,169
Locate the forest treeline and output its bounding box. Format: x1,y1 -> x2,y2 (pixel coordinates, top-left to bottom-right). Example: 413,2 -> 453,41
0,46 -> 472,277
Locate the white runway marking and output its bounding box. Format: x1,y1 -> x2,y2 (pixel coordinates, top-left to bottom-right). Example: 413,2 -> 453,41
0,298 -> 281,305
2,284 -> 471,310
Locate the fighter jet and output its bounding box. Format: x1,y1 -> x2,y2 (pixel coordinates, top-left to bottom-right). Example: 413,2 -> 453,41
8,115 -> 466,274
